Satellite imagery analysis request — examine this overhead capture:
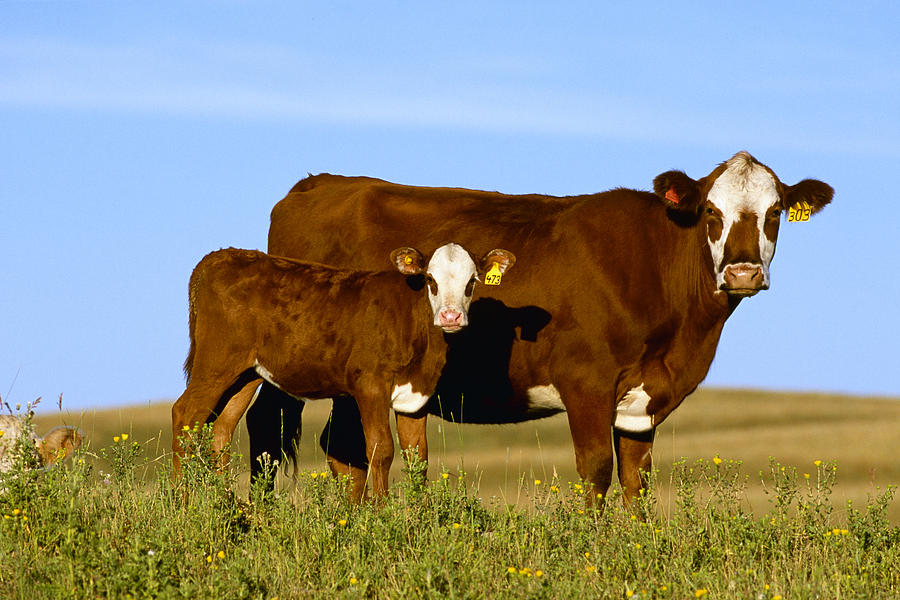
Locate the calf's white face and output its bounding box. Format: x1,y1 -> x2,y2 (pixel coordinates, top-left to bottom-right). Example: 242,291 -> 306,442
423,243 -> 478,332
391,243 -> 516,334
705,152 -> 782,296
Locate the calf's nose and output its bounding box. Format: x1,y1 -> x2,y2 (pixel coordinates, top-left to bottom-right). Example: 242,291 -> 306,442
438,308 -> 464,329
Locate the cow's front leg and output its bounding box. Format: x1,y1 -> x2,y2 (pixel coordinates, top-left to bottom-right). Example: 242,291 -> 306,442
558,381 -> 615,508
614,428 -> 655,504
320,396 -> 369,501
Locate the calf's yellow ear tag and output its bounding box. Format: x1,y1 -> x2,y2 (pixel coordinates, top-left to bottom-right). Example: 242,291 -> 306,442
484,262 -> 503,286
403,255 -> 413,265
788,201 -> 811,222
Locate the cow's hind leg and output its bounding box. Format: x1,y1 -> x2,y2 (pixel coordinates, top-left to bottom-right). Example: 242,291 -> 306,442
614,428 -> 655,505
320,396 -> 369,501
247,383 -> 304,489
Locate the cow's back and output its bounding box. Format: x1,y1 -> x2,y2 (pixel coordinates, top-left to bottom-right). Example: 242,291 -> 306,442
270,174 -> 582,270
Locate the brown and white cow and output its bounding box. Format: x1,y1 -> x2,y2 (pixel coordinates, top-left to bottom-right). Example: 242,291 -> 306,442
248,150 -> 833,505
171,244 -> 514,500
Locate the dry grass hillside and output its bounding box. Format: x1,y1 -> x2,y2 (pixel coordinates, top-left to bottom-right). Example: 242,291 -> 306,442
33,387 -> 900,521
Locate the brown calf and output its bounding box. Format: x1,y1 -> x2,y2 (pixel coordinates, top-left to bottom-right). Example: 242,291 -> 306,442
171,244 -> 514,500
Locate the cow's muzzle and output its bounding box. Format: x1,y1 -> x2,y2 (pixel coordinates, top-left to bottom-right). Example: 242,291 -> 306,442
720,263 -> 768,296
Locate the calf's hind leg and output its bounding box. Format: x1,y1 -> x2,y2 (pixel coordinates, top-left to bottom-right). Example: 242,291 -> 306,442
210,375 -> 263,470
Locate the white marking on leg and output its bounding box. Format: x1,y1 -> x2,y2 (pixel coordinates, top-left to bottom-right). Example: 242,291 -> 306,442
391,383 -> 429,413
526,385 -> 567,413
614,383 -> 653,432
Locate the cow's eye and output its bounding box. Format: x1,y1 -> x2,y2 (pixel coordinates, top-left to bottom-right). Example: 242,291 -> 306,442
465,276 -> 476,297
770,209 -> 782,219
424,274 -> 438,294
705,207 -> 717,216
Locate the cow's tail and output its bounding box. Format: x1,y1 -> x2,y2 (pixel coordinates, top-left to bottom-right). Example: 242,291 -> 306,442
183,272 -> 199,384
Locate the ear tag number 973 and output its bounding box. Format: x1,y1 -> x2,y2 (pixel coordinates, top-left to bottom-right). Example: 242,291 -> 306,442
788,201 -> 811,222
484,263 -> 503,286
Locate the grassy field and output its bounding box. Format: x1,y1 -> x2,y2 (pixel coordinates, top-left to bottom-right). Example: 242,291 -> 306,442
0,387 -> 895,598
34,387 -> 900,522
2,388 -> 897,598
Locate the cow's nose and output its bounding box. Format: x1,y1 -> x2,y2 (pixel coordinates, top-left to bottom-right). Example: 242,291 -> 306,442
722,263 -> 765,292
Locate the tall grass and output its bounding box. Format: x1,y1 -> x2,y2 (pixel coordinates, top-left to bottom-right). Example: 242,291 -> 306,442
1,419 -> 897,599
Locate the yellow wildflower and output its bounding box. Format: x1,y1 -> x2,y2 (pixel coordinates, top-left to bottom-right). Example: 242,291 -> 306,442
217,550 -> 225,559
338,519 -> 348,527
441,472 -> 450,479
113,436 -> 120,443
814,460 -> 822,466
206,555 -> 212,563
713,455 -> 723,465
585,565 -> 596,573
121,433 -> 129,441
534,479 -> 542,485
535,570 -> 543,578
507,566 -> 516,574
349,577 -> 358,585
695,590 -> 708,598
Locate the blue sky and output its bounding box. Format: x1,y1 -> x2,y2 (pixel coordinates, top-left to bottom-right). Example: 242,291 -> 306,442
2,2 -> 899,413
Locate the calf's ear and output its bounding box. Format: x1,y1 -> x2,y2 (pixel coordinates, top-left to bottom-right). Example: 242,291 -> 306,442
783,178 -> 833,215
480,249 -> 516,275
653,170 -> 702,214
390,247 -> 426,275
37,426 -> 83,465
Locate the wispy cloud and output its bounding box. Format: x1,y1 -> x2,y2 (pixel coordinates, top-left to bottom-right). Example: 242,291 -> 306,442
1,35 -> 897,157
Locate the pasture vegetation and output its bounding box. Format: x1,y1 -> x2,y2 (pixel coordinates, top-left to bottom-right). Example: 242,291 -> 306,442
3,390 -> 899,599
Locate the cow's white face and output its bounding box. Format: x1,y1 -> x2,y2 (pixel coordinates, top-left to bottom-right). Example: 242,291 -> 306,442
704,152 -> 782,296
423,243 -> 478,332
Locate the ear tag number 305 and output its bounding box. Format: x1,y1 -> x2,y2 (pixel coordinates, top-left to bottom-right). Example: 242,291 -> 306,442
484,262 -> 503,286
788,201 -> 811,222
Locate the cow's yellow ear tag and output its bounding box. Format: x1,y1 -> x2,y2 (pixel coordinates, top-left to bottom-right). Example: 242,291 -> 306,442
403,255 -> 413,265
484,262 -> 503,285
788,201 -> 811,222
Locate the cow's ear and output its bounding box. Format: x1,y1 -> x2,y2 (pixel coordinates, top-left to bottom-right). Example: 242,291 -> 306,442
480,249 -> 516,276
653,170 -> 702,214
390,247 -> 426,275
36,426 -> 83,465
783,178 -> 833,215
